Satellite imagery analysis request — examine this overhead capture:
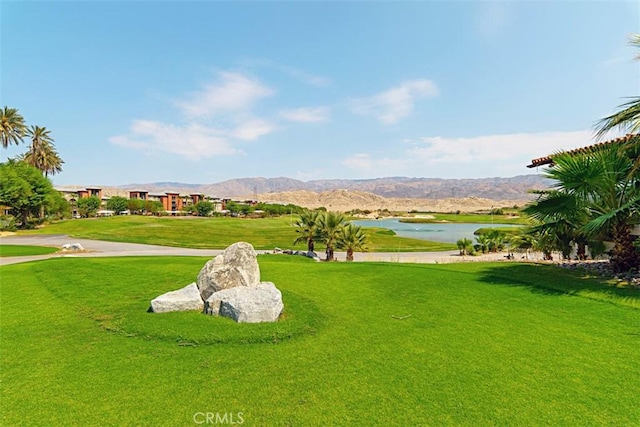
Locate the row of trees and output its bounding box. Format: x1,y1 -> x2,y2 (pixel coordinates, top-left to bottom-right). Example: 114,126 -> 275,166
293,210 -> 368,262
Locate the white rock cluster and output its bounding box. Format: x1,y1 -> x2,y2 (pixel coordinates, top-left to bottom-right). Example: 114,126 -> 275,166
150,242 -> 283,323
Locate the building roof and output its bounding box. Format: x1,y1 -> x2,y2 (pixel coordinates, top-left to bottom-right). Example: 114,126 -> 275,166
527,134 -> 637,168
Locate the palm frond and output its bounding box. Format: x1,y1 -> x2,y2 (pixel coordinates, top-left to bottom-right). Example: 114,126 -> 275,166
595,97 -> 640,139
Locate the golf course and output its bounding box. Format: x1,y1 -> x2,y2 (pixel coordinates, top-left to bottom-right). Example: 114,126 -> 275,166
1,216 -> 638,425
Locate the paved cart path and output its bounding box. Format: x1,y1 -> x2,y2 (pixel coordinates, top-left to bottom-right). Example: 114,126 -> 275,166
0,234 -> 510,266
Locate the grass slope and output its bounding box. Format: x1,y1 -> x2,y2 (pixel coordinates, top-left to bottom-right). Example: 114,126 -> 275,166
1,257 -> 638,425
0,244 -> 58,257
21,216 -> 456,252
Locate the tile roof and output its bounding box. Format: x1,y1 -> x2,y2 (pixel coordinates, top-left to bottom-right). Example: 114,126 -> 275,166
527,134 -> 638,168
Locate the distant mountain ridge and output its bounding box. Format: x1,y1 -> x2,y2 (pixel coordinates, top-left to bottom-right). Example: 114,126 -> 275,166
117,175 -> 551,201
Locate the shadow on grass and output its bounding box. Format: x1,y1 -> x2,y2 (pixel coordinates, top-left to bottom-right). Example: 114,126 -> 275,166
477,263 -> 640,309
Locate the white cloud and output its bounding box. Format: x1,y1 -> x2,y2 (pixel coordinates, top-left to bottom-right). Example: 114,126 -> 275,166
112,71 -> 279,160
110,120 -> 241,161
341,130 -> 594,178
175,71 -> 274,118
351,79 -> 438,125
230,118 -> 278,141
408,130 -> 593,164
279,107 -> 330,123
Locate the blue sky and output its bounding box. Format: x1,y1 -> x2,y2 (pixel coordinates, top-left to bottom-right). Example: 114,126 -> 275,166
2,1 -> 638,186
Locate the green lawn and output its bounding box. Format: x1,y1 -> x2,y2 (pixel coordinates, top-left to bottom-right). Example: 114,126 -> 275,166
0,244 -> 58,257
1,256 -> 638,425
19,215 -> 456,252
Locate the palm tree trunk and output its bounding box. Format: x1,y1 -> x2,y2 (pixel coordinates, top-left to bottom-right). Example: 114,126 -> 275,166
346,249 -> 354,262
610,222 -> 640,273
325,246 -> 334,262
308,239 -> 314,252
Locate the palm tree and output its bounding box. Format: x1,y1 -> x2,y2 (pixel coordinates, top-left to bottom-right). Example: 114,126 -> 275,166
22,126 -> 63,176
540,145 -> 640,272
337,223 -> 368,261
508,231 -> 535,260
456,237 -> 473,255
485,229 -> 506,253
522,190 -> 591,260
293,210 -> 322,252
0,106 -> 27,148
318,211 -> 346,261
475,234 -> 489,254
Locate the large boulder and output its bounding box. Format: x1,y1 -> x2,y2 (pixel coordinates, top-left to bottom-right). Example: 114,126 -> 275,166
150,283 -> 204,313
204,282 -> 283,323
197,242 -> 260,300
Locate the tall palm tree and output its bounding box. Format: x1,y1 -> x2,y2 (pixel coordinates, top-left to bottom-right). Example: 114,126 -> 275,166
318,211 -> 346,261
337,223 -> 368,261
541,145 -> 640,272
0,106 -> 27,148
22,126 -> 63,176
293,209 -> 322,252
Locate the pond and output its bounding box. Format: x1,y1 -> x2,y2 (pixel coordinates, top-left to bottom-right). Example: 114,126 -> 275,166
351,218 -> 523,244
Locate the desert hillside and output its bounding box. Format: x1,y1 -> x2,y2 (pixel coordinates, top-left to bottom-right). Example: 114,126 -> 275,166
114,175 -> 550,200
259,189 -> 526,213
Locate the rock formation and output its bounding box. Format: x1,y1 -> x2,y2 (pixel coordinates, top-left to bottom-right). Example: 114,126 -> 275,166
149,242 -> 283,323
196,242 -> 260,300
150,283 -> 204,313
204,282 -> 283,323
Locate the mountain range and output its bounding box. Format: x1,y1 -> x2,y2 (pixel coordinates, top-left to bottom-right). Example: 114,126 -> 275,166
116,175 -> 551,201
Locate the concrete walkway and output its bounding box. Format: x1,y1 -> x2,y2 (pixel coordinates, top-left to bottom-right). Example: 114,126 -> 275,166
0,235 -> 223,266
0,234 -> 510,266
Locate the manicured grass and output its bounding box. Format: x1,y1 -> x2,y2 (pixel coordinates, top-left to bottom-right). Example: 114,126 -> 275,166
20,215 -> 456,252
1,256 -> 638,425
400,213 -> 530,225
0,244 -> 58,257
474,226 -> 524,235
